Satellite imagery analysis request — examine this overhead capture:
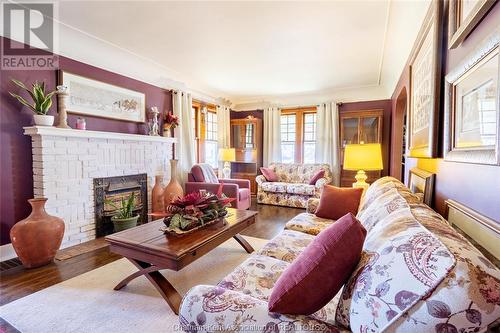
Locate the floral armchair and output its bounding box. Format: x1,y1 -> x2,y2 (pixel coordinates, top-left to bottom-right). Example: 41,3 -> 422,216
256,163 -> 332,208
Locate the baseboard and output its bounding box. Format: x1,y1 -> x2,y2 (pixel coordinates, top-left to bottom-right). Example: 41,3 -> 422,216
0,243 -> 17,262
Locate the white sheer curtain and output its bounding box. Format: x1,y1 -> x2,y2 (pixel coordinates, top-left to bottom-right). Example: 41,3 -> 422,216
263,106 -> 282,166
216,105 -> 231,176
172,91 -> 195,185
315,101 -> 340,185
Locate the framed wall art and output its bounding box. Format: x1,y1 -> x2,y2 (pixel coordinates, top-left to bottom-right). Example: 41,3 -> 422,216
408,0 -> 443,158
59,71 -> 146,123
448,0 -> 497,49
444,30 -> 499,165
408,167 -> 435,206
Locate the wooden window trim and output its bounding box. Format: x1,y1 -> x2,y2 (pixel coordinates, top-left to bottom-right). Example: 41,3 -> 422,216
194,103 -> 218,170
281,107 -> 317,163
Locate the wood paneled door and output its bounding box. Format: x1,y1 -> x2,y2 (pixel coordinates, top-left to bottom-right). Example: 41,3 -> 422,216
340,109 -> 384,187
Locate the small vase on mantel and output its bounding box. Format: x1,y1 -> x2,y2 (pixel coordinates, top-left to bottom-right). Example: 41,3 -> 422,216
10,198 -> 65,268
163,159 -> 184,209
152,175 -> 165,213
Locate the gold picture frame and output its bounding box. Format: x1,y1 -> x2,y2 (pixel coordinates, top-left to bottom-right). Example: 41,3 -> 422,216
407,0 -> 444,158
59,70 -> 146,123
448,0 -> 497,49
408,167 -> 435,206
444,30 -> 500,165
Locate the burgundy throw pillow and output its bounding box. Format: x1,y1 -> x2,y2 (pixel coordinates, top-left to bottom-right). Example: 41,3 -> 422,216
260,167 -> 278,182
268,213 -> 366,315
315,185 -> 363,220
309,170 -> 325,185
190,165 -> 205,182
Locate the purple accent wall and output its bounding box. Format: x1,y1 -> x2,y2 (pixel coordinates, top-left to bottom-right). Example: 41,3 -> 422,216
390,3 -> 500,222
0,37 -> 172,245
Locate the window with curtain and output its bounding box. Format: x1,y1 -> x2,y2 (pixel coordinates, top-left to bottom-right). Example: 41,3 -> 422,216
191,102 -> 218,169
280,107 -> 317,163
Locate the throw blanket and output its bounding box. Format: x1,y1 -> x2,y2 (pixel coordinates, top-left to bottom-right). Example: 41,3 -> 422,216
199,163 -> 219,184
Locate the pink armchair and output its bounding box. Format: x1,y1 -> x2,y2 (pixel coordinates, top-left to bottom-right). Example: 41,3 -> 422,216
185,164 -> 251,210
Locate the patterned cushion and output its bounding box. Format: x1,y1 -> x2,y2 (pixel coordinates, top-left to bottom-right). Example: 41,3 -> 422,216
260,182 -> 288,193
218,254 -> 290,301
258,230 -> 315,262
335,207 -> 455,331
286,183 -> 316,196
285,213 -> 334,235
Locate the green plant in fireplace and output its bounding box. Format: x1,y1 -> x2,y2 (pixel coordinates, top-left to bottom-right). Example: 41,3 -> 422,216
105,192 -> 140,232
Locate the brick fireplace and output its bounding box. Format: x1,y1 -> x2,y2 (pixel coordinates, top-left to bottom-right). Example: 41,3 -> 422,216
24,126 -> 176,248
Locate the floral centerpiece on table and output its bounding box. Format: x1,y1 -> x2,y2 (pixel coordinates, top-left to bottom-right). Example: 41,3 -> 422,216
163,111 -> 179,137
162,184 -> 235,235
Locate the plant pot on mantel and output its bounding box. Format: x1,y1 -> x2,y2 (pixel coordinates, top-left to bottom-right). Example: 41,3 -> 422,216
111,215 -> 140,232
33,114 -> 55,126
10,198 -> 65,269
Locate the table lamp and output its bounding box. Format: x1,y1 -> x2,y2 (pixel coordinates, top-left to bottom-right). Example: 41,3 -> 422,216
343,143 -> 383,192
219,148 -> 236,179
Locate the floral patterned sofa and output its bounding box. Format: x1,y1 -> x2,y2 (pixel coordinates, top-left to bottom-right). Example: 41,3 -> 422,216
256,163 -> 333,208
179,177 -> 500,332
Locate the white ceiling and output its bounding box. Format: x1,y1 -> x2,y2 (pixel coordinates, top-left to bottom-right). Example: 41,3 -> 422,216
51,1 -> 430,106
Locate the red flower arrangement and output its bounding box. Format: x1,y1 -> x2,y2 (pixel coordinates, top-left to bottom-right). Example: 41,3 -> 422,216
160,183 -> 235,235
164,112 -> 179,128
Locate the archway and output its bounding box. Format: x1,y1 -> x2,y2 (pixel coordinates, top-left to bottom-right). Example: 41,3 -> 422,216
390,87 -> 408,181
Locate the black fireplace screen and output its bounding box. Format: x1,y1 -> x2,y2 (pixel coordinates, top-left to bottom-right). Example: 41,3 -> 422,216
93,173 -> 148,237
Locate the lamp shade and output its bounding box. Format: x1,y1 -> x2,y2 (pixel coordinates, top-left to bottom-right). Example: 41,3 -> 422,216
343,143 -> 383,171
218,148 -> 236,162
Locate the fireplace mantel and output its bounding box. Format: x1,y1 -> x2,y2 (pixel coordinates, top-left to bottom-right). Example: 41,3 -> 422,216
24,125 -> 175,248
24,126 -> 177,144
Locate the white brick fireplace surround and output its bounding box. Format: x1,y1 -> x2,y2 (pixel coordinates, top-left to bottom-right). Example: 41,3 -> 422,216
23,126 -> 176,248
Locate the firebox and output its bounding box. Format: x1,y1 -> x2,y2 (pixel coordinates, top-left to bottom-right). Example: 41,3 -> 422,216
94,173 -> 148,237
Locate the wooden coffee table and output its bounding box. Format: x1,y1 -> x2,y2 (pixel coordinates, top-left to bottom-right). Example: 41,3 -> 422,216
105,208 -> 257,314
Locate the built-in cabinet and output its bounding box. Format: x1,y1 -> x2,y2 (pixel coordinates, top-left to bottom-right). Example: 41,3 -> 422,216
340,109 -> 384,187
230,117 -> 262,194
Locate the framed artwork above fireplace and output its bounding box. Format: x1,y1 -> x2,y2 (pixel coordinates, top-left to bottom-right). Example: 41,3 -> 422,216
59,70 -> 146,123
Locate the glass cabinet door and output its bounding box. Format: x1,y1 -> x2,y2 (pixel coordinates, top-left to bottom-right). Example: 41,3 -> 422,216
360,117 -> 379,144
342,118 -> 359,147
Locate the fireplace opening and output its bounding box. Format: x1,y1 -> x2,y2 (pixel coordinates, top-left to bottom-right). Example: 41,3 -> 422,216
94,174 -> 148,237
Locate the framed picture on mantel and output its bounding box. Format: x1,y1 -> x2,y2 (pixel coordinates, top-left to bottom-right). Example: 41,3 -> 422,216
59,71 -> 146,123
444,30 -> 500,165
408,0 -> 443,158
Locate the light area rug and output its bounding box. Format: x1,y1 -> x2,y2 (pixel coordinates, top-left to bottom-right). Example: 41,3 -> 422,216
0,236 -> 268,333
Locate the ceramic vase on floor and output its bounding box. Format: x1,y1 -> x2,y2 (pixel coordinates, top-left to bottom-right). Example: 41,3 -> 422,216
152,175 -> 165,213
10,198 -> 65,268
163,159 -> 184,209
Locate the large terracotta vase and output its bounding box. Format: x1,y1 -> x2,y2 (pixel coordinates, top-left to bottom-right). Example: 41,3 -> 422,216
10,198 -> 65,268
163,159 -> 184,209
152,175 -> 165,213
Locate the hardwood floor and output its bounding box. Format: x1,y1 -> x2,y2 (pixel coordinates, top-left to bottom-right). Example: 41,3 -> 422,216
0,199 -> 302,313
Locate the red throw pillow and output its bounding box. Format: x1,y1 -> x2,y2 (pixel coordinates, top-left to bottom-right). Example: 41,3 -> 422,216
268,213 -> 366,315
309,169 -> 325,185
315,185 -> 363,219
260,167 -> 278,182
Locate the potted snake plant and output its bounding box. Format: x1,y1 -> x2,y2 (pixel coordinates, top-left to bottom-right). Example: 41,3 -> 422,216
9,79 -> 57,126
105,192 -> 140,232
